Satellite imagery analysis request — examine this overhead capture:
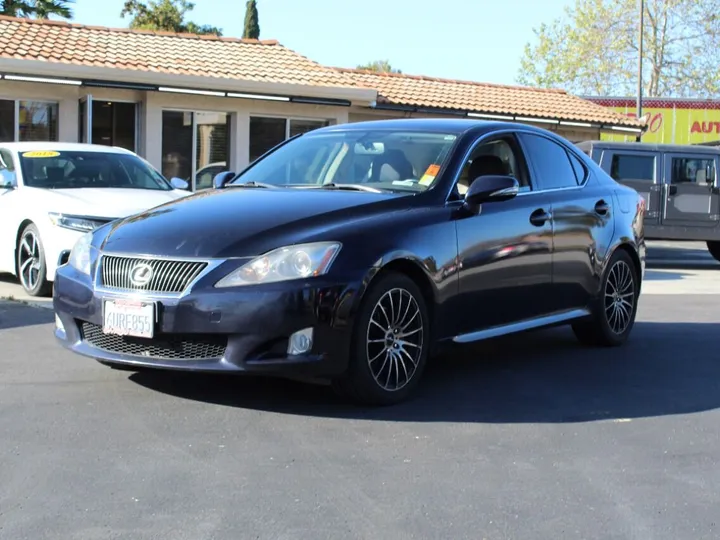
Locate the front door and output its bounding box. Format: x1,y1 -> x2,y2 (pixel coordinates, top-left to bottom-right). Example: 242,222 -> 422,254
452,133 -> 554,335
79,95 -> 92,143
601,149 -> 661,226
661,152 -> 720,227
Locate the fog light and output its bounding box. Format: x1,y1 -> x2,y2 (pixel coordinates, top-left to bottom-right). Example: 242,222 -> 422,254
55,314 -> 64,332
288,327 -> 313,355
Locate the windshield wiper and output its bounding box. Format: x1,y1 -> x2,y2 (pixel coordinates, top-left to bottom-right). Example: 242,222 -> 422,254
228,181 -> 279,189
319,183 -> 385,193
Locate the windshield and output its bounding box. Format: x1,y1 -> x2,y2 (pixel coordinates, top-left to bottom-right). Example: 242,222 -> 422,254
18,150 -> 172,191
230,129 -> 459,193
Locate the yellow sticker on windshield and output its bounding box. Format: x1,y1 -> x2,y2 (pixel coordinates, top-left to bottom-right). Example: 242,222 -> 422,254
22,150 -> 60,158
419,164 -> 441,185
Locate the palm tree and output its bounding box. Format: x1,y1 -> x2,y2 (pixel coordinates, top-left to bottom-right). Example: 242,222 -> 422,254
1,0 -> 33,16
29,0 -> 73,19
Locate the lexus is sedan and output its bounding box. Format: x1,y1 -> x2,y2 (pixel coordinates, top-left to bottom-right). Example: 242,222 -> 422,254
53,119 -> 646,406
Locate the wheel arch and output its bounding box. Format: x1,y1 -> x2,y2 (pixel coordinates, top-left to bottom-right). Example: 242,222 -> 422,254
607,241 -> 643,293
353,252 -> 439,325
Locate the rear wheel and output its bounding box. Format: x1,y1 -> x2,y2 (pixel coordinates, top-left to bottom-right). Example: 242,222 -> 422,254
16,223 -> 52,297
332,272 -> 430,406
707,241 -> 720,262
572,249 -> 639,347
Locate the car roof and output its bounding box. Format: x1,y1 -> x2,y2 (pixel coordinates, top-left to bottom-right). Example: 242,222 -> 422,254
312,117 -> 547,136
0,142 -> 135,155
576,140 -> 720,155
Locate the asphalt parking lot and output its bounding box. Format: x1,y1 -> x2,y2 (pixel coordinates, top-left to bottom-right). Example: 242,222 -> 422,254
1,241 -> 719,540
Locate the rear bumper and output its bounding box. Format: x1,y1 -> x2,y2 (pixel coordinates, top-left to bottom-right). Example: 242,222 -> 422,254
53,264 -> 360,378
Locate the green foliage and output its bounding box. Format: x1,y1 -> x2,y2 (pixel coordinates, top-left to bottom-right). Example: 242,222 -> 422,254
120,0 -> 222,36
356,60 -> 402,73
242,0 -> 260,39
517,0 -> 720,98
1,0 -> 73,18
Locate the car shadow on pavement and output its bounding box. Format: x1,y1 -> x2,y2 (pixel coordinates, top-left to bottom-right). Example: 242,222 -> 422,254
0,301 -> 54,330
643,269 -> 691,281
129,321 -> 720,424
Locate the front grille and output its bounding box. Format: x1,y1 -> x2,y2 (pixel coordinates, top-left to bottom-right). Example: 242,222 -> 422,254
80,322 -> 227,360
100,255 -> 208,294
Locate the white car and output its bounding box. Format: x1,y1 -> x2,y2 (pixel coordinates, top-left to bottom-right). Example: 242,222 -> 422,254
0,142 -> 191,297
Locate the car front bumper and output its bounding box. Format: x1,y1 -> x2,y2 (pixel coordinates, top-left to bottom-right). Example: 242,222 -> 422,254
52,264 -> 360,378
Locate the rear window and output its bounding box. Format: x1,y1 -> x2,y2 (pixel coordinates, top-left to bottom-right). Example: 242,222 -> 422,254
18,150 -> 171,190
610,153 -> 655,182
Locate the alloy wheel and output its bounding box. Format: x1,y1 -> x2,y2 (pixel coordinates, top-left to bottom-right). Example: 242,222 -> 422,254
18,230 -> 42,293
366,287 -> 424,392
604,260 -> 635,335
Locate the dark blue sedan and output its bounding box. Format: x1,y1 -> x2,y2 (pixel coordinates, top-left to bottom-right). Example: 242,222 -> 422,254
53,119 -> 646,405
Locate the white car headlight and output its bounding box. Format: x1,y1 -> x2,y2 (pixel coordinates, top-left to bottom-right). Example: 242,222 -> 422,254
68,232 -> 93,275
215,242 -> 342,288
48,212 -> 105,232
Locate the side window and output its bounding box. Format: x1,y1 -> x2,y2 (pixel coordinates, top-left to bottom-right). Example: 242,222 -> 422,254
454,135 -> 531,198
567,151 -> 587,184
610,154 -> 655,182
670,156 -> 716,185
0,149 -> 16,187
518,133 -> 579,190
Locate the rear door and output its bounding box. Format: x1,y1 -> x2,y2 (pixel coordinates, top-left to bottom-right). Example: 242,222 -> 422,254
600,149 -> 661,226
660,152 -> 720,228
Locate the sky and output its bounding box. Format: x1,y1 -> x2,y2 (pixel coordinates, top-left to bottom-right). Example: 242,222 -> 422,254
68,0 -> 573,85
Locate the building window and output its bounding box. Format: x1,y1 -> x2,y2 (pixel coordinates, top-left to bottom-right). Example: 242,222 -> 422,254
0,99 -> 58,142
161,110 -> 231,191
249,117 -> 331,163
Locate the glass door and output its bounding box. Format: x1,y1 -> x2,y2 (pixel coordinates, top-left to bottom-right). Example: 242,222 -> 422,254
78,95 -> 92,143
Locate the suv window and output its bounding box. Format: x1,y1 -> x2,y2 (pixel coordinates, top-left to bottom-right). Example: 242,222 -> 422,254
610,154 -> 655,182
670,156 -> 716,185
518,133 -> 579,190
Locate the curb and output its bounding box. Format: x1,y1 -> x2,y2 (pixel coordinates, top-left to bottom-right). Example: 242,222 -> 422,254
0,296 -> 53,310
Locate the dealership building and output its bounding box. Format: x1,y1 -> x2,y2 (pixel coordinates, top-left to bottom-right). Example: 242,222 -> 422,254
0,15 -> 645,190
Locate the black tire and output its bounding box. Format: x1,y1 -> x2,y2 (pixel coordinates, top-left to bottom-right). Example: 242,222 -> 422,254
332,271 -> 431,406
572,249 -> 640,347
707,241 -> 720,263
16,223 -> 52,297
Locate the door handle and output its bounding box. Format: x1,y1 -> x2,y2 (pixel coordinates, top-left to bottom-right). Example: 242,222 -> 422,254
594,199 -> 610,215
529,208 -> 551,227
668,185 -> 677,196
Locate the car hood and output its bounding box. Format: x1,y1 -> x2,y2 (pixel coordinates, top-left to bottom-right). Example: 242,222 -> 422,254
98,187 -> 411,258
25,187 -> 189,219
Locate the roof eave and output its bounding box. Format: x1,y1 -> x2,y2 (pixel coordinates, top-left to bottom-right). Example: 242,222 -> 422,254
0,57 -> 378,105
368,102 -> 646,133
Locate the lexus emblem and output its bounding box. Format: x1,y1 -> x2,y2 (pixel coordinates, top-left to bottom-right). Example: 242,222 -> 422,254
129,262 -> 154,287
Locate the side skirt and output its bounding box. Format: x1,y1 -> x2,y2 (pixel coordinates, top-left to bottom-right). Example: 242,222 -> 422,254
452,308 -> 591,344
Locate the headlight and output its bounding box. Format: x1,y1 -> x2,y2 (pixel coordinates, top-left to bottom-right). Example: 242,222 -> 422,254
48,212 -> 104,232
214,242 -> 342,288
68,232 -> 93,275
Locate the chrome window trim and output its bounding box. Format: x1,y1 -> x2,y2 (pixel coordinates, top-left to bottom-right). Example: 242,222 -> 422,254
444,127 -> 591,205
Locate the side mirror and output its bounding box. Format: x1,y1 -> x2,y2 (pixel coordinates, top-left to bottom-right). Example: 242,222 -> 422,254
170,177 -> 190,190
464,175 -> 519,212
213,171 -> 235,189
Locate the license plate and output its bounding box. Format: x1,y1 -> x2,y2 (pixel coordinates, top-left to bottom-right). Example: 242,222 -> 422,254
103,299 -> 155,338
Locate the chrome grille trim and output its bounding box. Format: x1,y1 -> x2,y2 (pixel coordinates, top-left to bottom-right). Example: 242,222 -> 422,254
99,255 -> 209,294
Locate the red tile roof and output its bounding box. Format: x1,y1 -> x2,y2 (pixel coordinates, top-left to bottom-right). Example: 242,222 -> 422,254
337,68 -> 645,128
0,15 -> 357,88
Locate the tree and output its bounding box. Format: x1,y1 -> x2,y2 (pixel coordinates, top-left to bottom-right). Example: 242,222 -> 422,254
242,0 -> 259,39
1,0 -> 73,18
517,0 -> 720,98
120,0 -> 222,36
356,60 -> 402,73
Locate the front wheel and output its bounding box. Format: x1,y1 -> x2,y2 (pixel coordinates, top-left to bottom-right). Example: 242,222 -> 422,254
332,272 -> 430,406
572,249 -> 639,347
16,223 -> 52,297
707,241 -> 720,263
